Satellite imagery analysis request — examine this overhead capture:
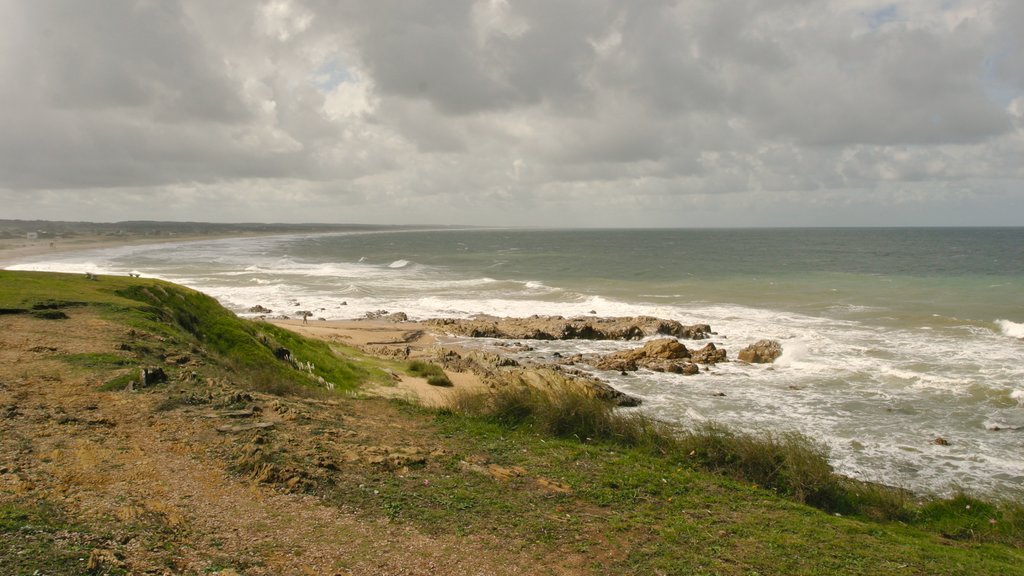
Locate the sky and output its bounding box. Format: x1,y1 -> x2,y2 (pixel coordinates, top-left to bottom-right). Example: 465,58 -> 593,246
1,0 -> 1022,227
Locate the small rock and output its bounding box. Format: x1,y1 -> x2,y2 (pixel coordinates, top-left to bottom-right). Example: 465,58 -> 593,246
139,367 -> 167,388
932,437 -> 950,446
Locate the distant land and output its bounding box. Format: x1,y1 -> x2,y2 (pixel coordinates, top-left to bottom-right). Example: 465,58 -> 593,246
0,219 -> 452,240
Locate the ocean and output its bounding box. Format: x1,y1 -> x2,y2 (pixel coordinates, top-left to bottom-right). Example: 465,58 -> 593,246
8,227 -> 1024,496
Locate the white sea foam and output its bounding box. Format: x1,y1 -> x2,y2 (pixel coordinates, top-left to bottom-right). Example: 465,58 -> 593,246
6,260 -> 119,276
388,259 -> 412,268
995,319 -> 1024,339
1011,390 -> 1024,405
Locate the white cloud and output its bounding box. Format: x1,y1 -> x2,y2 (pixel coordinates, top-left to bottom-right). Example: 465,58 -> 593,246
0,0 -> 1021,226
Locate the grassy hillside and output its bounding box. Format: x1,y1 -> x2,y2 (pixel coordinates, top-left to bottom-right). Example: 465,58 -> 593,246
1,270 -> 1022,575
0,270 -> 386,395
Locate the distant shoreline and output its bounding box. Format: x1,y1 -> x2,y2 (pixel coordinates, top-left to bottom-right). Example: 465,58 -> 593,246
0,220 -> 458,268
0,231 -> 279,268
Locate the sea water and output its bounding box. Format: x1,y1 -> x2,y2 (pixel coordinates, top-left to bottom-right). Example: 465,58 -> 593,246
8,227 -> 1024,496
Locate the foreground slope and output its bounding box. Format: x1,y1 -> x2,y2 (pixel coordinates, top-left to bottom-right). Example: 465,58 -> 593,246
1,270 -> 1021,575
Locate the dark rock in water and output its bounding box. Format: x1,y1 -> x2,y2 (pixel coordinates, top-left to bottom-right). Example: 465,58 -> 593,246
738,340 -> 783,363
691,342 -> 728,365
616,394 -> 642,407
932,437 -> 950,446
248,305 -> 273,314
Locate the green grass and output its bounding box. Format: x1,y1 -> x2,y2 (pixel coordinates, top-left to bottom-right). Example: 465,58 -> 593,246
342,403 -> 1024,574
0,270 -> 378,397
443,386 -> 1024,552
99,371 -> 140,391
407,360 -> 453,387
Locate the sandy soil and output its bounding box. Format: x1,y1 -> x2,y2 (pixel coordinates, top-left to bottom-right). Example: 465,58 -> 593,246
272,319 -> 489,407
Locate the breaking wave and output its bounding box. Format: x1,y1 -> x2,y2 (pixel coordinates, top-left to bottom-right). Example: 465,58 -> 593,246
995,319 -> 1024,339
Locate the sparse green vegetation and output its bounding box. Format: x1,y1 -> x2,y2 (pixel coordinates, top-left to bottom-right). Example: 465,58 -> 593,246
99,371 -> 139,391
0,501 -> 108,576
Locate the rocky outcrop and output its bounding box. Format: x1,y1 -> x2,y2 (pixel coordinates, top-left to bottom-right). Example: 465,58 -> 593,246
248,305 -> 272,314
433,349 -> 641,407
593,338 -> 700,375
428,315 -> 712,341
738,339 -> 783,363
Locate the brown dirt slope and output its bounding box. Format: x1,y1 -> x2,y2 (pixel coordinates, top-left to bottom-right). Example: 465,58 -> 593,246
0,310 -> 583,575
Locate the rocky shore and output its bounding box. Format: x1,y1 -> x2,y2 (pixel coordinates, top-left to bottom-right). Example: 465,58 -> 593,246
425,314 -> 714,341
277,314 -> 783,409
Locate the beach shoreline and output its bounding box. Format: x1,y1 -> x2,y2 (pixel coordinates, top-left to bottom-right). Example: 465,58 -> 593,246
0,231 -> 279,268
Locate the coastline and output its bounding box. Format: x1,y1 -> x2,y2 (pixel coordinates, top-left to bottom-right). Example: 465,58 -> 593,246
0,232 -> 277,268
270,315 -> 723,409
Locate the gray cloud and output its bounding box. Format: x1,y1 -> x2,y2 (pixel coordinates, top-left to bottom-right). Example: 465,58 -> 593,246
0,0 -> 1021,226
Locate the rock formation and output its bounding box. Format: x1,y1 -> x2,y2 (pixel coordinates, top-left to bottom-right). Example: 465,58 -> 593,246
738,339 -> 783,363
593,338 -> 700,375
428,315 -> 712,341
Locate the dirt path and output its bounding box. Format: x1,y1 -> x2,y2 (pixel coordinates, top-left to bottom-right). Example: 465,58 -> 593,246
0,312 -> 541,575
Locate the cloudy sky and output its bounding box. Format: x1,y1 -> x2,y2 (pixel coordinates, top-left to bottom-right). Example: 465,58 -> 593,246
1,0 -> 1022,226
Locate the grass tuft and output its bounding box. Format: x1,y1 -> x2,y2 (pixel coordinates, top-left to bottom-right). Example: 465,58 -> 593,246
450,386 -> 678,452
676,423 -> 841,507
407,360 -> 452,387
